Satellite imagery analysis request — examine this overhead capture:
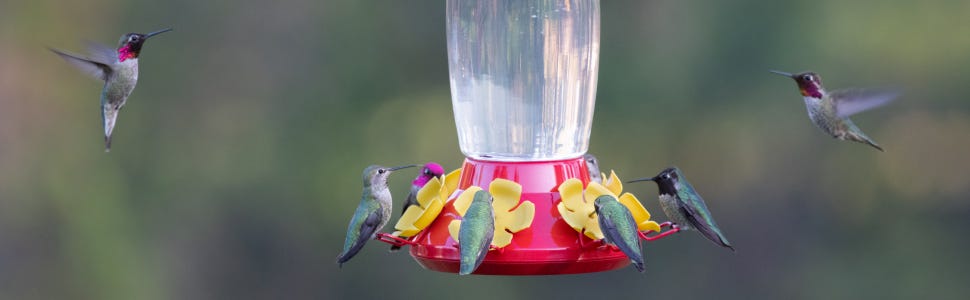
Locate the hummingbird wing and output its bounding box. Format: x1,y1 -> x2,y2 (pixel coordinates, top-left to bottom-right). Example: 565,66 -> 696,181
336,209 -> 382,266
84,41 -> 120,66
458,197 -> 494,275
598,202 -> 644,272
401,185 -> 420,215
391,186 -> 422,251
830,88 -> 899,118
50,48 -> 112,81
677,186 -> 734,251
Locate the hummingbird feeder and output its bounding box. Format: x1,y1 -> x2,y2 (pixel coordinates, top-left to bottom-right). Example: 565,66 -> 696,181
376,0 -> 677,275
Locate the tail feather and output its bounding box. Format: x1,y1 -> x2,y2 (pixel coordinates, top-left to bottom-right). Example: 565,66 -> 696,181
847,131 -> 884,152
861,138 -> 884,152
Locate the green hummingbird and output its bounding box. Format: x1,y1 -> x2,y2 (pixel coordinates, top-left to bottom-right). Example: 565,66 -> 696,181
51,28 -> 172,151
337,164 -> 417,267
584,154 -> 602,184
458,189 -> 494,275
770,70 -> 898,151
629,167 -> 734,251
594,194 -> 644,272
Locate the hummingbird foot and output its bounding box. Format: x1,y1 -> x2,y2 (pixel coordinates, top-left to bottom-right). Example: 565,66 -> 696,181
638,225 -> 681,241
577,230 -> 606,250
488,245 -> 506,254
375,233 -> 414,248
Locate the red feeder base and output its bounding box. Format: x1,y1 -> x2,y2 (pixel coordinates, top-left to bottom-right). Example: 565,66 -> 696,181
405,157 -> 639,275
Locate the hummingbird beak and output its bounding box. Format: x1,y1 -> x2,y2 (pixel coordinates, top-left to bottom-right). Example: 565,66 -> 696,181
626,177 -> 657,183
144,28 -> 173,39
769,70 -> 794,78
387,164 -> 419,171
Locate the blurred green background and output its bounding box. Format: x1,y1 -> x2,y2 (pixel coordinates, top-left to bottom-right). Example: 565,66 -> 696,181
2,0 -> 969,299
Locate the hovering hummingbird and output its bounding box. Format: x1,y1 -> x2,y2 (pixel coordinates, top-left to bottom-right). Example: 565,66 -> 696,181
584,154 -> 602,184
629,167 -> 734,251
50,28 -> 172,151
458,189 -> 494,275
337,164 -> 417,267
594,195 -> 644,272
390,162 -> 445,252
770,70 -> 898,151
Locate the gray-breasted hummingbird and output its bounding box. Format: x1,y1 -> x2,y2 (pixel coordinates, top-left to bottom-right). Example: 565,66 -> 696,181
51,28 -> 172,152
390,162 -> 445,252
594,195 -> 644,272
337,164 -> 417,267
629,167 -> 734,251
770,70 -> 898,151
458,189 -> 494,275
584,154 -> 602,184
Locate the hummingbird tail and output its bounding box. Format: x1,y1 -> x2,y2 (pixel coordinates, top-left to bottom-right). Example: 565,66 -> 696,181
864,140 -> 884,152
104,135 -> 112,152
849,132 -> 884,152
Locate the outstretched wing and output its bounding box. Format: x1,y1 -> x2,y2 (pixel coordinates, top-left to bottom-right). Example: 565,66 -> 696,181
50,48 -> 112,81
84,41 -> 120,66
831,88 -> 899,118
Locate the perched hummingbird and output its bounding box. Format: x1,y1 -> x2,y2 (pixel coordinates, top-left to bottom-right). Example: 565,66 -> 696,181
770,70 -> 898,151
594,195 -> 644,272
584,154 -> 602,184
50,28 -> 172,151
458,190 -> 494,275
390,162 -> 445,252
629,167 -> 734,251
337,164 -> 417,267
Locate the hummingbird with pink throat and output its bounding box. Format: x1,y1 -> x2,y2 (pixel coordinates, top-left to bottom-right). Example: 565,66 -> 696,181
390,162 -> 445,252
770,70 -> 898,151
51,28 -> 172,151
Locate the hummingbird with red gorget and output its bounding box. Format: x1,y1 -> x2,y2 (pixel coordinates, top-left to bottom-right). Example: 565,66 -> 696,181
390,162 -> 445,252
51,28 -> 172,152
770,70 -> 898,151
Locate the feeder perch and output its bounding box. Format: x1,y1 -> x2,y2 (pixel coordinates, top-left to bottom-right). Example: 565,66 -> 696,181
374,0 -> 678,275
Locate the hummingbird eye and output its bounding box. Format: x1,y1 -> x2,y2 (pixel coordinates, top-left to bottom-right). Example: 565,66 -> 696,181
423,168 -> 431,175
803,75 -> 813,81
378,169 -> 386,174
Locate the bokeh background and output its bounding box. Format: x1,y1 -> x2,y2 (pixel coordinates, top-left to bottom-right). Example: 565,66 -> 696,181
2,0 -> 969,299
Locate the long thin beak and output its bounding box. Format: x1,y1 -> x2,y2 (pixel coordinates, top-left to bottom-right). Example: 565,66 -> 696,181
769,70 -> 794,78
388,164 -> 419,171
626,177 -> 657,183
144,28 -> 173,39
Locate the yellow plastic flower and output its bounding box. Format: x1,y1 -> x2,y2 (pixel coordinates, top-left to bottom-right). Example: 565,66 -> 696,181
392,169 -> 461,238
557,170 -> 661,240
557,178 -> 602,240
447,179 -> 536,248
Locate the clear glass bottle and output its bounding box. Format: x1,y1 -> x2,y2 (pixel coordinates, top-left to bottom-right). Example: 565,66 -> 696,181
447,0 -> 600,161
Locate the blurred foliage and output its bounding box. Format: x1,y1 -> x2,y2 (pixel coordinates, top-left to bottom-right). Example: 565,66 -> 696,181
1,0 -> 969,299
